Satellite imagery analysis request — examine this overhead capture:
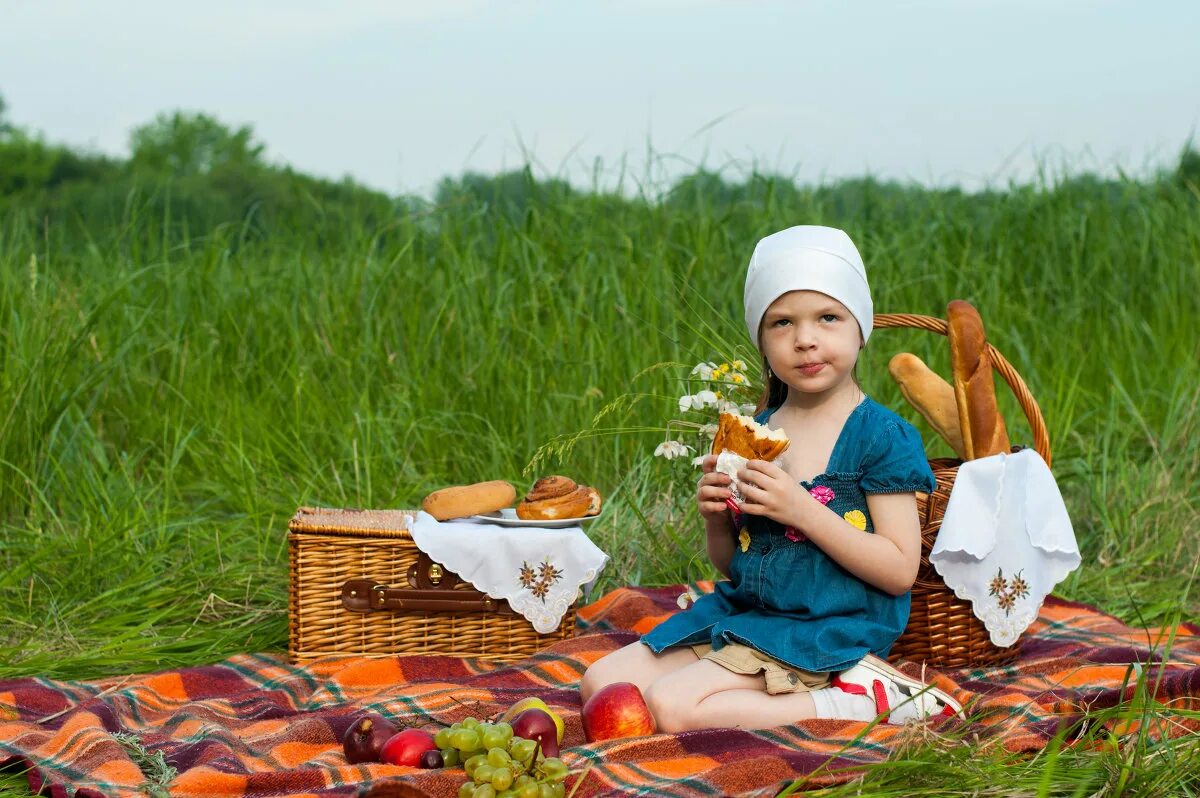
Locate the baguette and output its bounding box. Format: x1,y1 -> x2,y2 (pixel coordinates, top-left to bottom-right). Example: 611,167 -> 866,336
888,352 -> 968,460
422,480 -> 516,521
946,300 -> 1011,459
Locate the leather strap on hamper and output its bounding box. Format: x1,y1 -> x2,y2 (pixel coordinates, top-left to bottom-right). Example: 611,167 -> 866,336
341,580 -> 516,614
341,552 -> 517,616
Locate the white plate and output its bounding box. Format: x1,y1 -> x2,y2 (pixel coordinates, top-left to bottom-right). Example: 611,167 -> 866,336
470,507 -> 603,528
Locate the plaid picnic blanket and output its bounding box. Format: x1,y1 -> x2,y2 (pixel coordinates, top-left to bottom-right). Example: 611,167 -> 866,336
2,584 -> 1198,798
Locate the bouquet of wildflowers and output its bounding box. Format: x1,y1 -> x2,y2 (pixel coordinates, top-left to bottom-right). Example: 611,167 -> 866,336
653,359 -> 762,468
523,356 -> 762,478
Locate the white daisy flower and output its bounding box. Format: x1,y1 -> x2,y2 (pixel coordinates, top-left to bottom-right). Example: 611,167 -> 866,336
654,440 -> 694,460
691,455 -> 706,468
690,361 -> 718,380
694,390 -> 719,408
699,423 -> 718,439
676,584 -> 702,608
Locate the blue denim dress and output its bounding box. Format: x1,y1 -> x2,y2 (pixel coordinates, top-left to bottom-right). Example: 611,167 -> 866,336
641,396 -> 938,673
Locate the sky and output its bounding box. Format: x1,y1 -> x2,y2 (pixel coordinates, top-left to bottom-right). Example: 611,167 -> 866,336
3,0 -> 1198,197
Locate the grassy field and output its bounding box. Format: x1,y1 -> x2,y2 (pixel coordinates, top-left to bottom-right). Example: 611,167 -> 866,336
1,168 -> 1197,794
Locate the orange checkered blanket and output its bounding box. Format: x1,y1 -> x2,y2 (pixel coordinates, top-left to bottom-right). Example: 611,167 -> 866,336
1,585 -> 1197,797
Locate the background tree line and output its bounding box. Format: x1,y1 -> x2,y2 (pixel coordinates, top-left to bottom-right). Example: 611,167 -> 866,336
1,90 -> 1197,254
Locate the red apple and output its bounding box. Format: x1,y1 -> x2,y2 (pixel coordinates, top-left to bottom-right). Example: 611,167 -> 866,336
379,728 -> 437,767
501,697 -> 565,744
582,682 -> 656,742
509,708 -> 560,758
342,713 -> 399,763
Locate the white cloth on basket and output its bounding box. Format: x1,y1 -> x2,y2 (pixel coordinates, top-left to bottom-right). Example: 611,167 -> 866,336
409,511 -> 609,634
929,449 -> 1081,648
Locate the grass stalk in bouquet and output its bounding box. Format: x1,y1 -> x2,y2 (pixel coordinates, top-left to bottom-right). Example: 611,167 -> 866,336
654,358 -> 761,467
522,292 -> 766,587
525,290 -> 764,478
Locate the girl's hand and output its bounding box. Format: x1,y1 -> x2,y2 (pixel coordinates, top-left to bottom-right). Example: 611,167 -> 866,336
696,454 -> 734,521
737,459 -> 811,528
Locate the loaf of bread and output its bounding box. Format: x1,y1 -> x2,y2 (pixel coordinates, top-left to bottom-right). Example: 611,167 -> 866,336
711,412 -> 790,461
422,480 -> 516,521
516,476 -> 601,520
888,352 -> 968,460
946,300 -> 1011,459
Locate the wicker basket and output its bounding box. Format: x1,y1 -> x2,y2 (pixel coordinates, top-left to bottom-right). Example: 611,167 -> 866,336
287,506 -> 577,663
876,313 -> 1052,669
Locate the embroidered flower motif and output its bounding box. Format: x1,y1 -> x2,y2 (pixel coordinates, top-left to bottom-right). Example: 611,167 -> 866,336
518,557 -> 564,604
809,485 -> 835,505
738,529 -> 751,552
784,526 -> 806,543
538,559 -> 564,583
843,509 -> 867,531
987,567 -> 1029,616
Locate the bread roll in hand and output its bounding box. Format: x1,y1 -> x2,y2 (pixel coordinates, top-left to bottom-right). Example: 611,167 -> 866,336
710,412 -> 790,461
711,411 -> 790,509
888,352 -> 968,460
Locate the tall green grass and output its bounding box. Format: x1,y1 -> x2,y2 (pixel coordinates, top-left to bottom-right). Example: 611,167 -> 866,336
1,168 -> 1197,794
1,170 -> 1197,679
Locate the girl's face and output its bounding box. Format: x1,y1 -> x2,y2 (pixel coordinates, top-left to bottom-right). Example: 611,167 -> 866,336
759,290 -> 863,398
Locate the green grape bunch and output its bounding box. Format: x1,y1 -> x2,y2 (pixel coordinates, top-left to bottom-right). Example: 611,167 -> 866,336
436,716 -> 572,798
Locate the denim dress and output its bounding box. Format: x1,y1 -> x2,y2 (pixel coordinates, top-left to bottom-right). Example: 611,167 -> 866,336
641,396 -> 938,673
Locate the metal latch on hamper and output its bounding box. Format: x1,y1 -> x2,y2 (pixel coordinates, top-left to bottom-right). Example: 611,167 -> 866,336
340,578 -> 517,615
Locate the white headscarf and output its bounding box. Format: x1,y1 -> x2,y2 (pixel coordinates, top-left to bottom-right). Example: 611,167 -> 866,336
743,225 -> 873,351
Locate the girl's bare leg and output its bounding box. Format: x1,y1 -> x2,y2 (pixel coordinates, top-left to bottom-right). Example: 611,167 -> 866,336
580,641 -> 699,703
643,659 -> 819,733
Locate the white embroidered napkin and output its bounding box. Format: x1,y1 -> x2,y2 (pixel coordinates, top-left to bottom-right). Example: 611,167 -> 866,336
929,449 -> 1081,647
409,511 -> 610,634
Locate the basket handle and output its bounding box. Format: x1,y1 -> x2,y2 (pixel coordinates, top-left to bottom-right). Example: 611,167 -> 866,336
874,313 -> 1052,469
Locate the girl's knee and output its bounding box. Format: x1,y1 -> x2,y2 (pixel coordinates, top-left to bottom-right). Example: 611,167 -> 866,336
580,649 -> 627,702
643,678 -> 695,734
580,641 -> 660,703
579,661 -> 609,704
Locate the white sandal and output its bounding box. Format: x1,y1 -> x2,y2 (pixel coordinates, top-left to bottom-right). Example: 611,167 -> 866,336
832,653 -> 962,724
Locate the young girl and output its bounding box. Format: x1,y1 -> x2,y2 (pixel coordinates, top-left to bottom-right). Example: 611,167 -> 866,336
580,225 -> 962,732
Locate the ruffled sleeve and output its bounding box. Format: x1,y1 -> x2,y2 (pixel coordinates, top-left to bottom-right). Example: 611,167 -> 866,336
860,420 -> 937,495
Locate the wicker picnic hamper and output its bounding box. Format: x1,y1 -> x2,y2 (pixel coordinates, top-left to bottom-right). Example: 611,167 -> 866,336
876,313 -> 1052,669
287,507 -> 577,663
